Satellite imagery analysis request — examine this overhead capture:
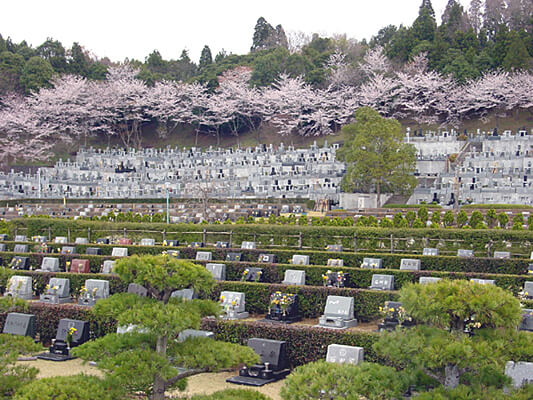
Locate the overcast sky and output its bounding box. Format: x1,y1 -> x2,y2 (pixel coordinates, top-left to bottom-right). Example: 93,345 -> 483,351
1,0 -> 471,63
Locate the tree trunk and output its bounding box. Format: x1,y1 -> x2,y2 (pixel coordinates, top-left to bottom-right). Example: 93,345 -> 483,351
444,364 -> 460,389
151,335 -> 168,400
376,181 -> 381,208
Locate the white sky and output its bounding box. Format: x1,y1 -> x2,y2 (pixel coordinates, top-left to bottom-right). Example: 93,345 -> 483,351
1,0 -> 470,63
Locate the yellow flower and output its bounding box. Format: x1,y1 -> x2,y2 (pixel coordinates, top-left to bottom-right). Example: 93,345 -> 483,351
389,308 -> 395,312
379,306 -> 383,311
45,284 -> 50,290
52,286 -> 58,291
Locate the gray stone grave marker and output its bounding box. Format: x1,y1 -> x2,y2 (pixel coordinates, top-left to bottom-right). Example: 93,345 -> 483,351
422,248 -> 439,256
178,329 -> 214,342
282,269 -> 306,285
111,247 -> 128,257
127,283 -> 148,297
327,259 -> 344,267
171,288 -> 197,300
470,278 -> 495,285
258,254 -> 276,263
220,291 -> 248,319
85,247 -> 102,255
519,309 -> 533,331
140,238 -> 155,246
505,361 -> 533,388
2,312 -> 36,337
361,257 -> 382,269
457,249 -> 474,257
196,251 -> 212,261
241,241 -> 256,249
400,258 -> 421,271
291,255 -> 310,265
40,257 -> 60,272
226,252 -> 242,262
0,244 -> 6,251
61,246 -> 77,255
5,276 -> 32,299
14,235 -> 27,242
369,274 -> 395,290
206,263 -> 226,281
54,237 -> 68,244
13,244 -> 28,253
75,237 -> 88,244
326,245 -> 343,252
101,260 -> 115,274
39,278 -> 71,304
494,251 -> 511,259
318,295 -> 357,329
326,344 -> 364,365
419,276 -> 442,284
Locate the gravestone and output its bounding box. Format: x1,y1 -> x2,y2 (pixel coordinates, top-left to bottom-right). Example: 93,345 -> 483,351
369,274 -> 395,291
75,237 -> 88,244
266,292 -> 300,323
111,247 -> 128,257
457,249 -> 474,257
0,234 -> 7,240
61,246 -> 77,255
69,259 -> 90,273
178,329 -> 215,342
4,276 -> 33,300
164,250 -> 180,258
505,361 -> 533,388
220,291 -> 248,319
281,270 -> 305,285
38,318 -> 90,361
10,256 -> 30,270
227,338 -> 290,386
377,300 -> 404,331
215,241 -> 229,248
14,235 -> 27,242
326,344 -> 364,365
39,278 -> 71,304
163,240 -> 179,247
326,244 -> 343,252
13,244 -> 29,253
258,254 -> 276,263
400,258 -> 421,271
206,263 -> 226,281
241,241 -> 256,249
189,242 -> 204,248
171,288 -> 197,300
291,255 -> 310,265
85,247 -> 102,255
327,259 -> 344,267
470,278 -> 495,285
241,267 -> 263,282
140,238 -> 155,246
101,260 -> 115,274
96,238 -> 110,244
116,324 -> 148,334
127,283 -> 148,297
529,264 -> 533,275
519,309 -> 533,332
78,279 -> 110,306
40,257 -> 60,272
226,252 -> 242,262
33,235 -> 47,243
323,271 -> 349,288
422,248 -> 439,256
522,281 -> 533,298
196,251 -> 212,261
494,251 -> 511,259
361,258 -> 382,269
54,236 -> 68,244
419,276 -> 442,284
2,313 -> 36,337
318,295 -> 357,329
118,238 -> 132,245
0,244 -> 5,251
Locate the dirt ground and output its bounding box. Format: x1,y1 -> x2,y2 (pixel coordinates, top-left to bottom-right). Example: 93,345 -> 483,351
17,358 -> 282,399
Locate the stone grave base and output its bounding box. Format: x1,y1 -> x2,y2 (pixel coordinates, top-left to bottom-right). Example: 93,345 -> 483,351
39,295 -> 72,304
316,316 -> 358,329
78,298 -> 96,307
36,352 -> 75,362
261,315 -> 301,325
223,311 -> 249,320
227,369 -> 290,387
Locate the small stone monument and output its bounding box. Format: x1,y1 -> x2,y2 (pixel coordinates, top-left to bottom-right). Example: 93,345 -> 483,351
281,270 -> 305,285
163,240 -> 179,247
206,263 -> 226,281
220,291 -> 249,319
519,309 -> 533,332
361,257 -> 382,269
54,236 -> 68,244
422,248 -> 439,256
127,283 -> 148,297
457,249 -> 474,257
322,270 -> 348,288
118,238 -> 132,245
504,361 -> 533,388
140,238 -> 155,246
400,258 -> 421,271
96,238 -> 110,244
78,279 -> 110,306
178,329 -> 214,342
369,274 -> 395,291
258,254 -> 276,263
2,312 -> 36,337
241,241 -> 257,249
291,255 -> 310,265
171,288 -> 197,300
189,242 -> 205,248
85,247 -> 102,255
196,251 -> 212,261
37,318 -> 90,361
327,259 -> 344,267
14,235 -> 27,242
39,257 -> 60,272
61,246 -> 77,255
522,282 -> 533,299
326,244 -> 343,252
265,292 -> 300,323
111,247 -> 128,257
13,244 -> 29,253
70,259 -> 90,273
241,267 -> 263,282
326,344 -> 363,365
10,256 -> 30,270
75,237 -> 88,244
215,241 -> 229,248
470,278 -> 495,285
493,251 -> 511,259
101,260 -> 115,274
317,295 -> 357,329
226,252 -> 242,262
419,276 -> 442,284
4,276 -> 33,300
39,278 -> 71,304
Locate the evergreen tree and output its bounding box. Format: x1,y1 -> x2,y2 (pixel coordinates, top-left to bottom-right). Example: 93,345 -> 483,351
68,42 -> 89,77
412,0 -> 437,42
19,56 -> 54,93
503,32 -> 531,70
198,45 -> 213,70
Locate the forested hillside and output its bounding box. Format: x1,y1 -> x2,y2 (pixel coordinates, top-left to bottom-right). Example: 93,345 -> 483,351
0,0 -> 531,165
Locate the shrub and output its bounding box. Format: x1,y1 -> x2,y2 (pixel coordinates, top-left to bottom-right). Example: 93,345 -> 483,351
469,211 -> 483,228
280,361 -> 410,400
13,374 -> 124,400
190,389 -> 271,400
418,206 -> 429,223
457,210 -> 468,228
498,212 -> 509,228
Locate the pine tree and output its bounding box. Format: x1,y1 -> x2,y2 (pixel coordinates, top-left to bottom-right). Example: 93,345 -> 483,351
198,45 -> 213,70
503,33 -> 531,70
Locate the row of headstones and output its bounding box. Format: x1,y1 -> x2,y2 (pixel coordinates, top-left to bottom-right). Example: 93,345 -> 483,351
7,256 -> 117,274
3,243 -> 129,257
6,235 -> 529,260
4,275 -> 109,306
2,311 -> 531,389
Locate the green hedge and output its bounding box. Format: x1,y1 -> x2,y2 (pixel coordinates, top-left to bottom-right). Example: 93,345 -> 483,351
8,218 -> 533,256
200,319 -> 384,367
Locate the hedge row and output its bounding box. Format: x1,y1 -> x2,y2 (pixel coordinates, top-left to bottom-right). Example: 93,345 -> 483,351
3,239 -> 532,275
9,218 -> 533,256
200,318 -> 384,368
0,268 -> 396,322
